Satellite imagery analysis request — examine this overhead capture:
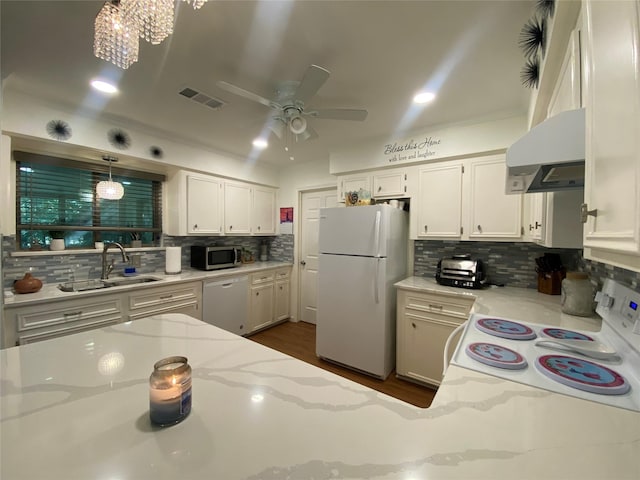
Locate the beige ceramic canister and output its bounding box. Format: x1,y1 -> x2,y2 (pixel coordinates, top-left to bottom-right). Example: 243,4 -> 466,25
561,271 -> 595,317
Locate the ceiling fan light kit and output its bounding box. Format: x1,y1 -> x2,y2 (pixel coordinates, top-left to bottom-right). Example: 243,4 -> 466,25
289,115 -> 307,134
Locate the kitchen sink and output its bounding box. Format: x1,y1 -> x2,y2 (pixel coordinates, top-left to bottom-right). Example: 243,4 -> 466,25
58,276 -> 161,292
102,277 -> 161,287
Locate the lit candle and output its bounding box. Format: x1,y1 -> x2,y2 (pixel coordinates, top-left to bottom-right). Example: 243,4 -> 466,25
149,356 -> 192,426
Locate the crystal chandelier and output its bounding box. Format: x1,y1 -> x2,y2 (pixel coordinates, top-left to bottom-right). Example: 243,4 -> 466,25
96,156 -> 125,200
94,0 -> 207,69
94,1 -> 139,69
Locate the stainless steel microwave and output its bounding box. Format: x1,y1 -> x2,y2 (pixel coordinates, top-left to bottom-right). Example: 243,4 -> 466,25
190,245 -> 242,270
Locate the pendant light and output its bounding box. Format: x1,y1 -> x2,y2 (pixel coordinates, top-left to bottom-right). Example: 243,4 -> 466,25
96,155 -> 124,200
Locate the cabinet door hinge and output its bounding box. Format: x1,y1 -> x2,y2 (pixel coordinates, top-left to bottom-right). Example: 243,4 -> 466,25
461,165 -> 465,174
404,185 -> 407,193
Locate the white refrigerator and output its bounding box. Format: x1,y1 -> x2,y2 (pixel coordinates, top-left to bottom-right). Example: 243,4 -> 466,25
316,204 -> 408,379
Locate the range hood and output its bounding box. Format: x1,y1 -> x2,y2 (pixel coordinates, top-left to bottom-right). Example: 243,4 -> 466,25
505,108 -> 585,194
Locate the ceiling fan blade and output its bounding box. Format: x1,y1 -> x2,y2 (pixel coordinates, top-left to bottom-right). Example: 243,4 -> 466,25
294,65 -> 330,103
307,108 -> 368,121
216,81 -> 281,109
267,118 -> 285,139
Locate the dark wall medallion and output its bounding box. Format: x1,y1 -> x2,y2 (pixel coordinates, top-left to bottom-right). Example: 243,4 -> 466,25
150,146 -> 164,159
519,16 -> 547,59
521,58 -> 540,89
108,129 -> 132,150
46,120 -> 72,141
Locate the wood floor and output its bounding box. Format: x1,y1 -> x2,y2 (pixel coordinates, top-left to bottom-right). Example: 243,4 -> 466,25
248,320 -> 436,408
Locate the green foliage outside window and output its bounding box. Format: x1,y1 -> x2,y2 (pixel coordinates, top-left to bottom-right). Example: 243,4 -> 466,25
16,157 -> 163,250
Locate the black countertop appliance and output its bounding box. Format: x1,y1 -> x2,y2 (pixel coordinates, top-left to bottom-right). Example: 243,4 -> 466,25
435,254 -> 486,289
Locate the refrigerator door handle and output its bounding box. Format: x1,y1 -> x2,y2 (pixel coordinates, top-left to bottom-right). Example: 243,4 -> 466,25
374,258 -> 380,303
374,210 -> 381,257
442,320 -> 468,376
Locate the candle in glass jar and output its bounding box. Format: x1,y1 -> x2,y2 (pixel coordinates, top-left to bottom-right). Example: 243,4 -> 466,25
149,356 -> 192,426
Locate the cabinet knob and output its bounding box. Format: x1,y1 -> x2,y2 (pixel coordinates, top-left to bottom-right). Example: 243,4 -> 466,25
193,224 -> 198,229
229,225 -> 233,230
411,322 -> 416,328
256,292 -> 259,296
300,260 -> 306,266
378,186 -> 382,192
535,221 -> 541,229
424,225 -> 428,232
477,224 -> 482,233
279,286 -> 283,290
580,203 -> 598,224
257,226 -> 261,231
529,224 -> 534,231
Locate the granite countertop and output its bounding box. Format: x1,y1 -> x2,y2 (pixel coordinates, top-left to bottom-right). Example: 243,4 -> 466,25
2,313 -> 639,479
3,261 -> 292,308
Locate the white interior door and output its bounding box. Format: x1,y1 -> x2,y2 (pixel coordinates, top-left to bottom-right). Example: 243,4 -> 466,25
299,188 -> 337,324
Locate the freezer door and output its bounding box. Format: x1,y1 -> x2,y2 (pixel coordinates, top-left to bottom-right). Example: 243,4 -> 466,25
316,254 -> 394,378
319,205 -> 389,257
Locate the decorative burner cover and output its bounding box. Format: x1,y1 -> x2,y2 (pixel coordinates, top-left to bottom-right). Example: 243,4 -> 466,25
465,342 -> 528,370
541,328 -> 594,341
475,318 -> 537,340
535,355 -> 630,395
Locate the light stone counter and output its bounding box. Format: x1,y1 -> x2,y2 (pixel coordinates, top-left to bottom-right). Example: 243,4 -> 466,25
395,276 -> 602,331
3,261 -> 292,308
1,313 -> 638,479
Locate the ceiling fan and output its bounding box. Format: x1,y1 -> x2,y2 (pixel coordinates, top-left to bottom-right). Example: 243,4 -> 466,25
216,64 -> 368,145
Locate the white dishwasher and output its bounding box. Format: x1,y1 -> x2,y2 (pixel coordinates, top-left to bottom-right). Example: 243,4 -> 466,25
203,276 -> 248,335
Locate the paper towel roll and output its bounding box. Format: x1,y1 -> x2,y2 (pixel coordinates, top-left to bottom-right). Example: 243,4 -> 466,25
165,247 -> 182,274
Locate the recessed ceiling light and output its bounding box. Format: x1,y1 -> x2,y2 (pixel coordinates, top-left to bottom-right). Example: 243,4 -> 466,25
91,79 -> 118,94
252,138 -> 268,149
413,91 -> 436,104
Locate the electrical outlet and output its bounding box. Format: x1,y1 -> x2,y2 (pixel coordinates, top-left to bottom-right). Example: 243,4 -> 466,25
130,254 -> 142,268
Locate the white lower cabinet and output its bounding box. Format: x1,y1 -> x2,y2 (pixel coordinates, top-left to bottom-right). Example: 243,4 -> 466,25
127,281 -> 202,321
248,267 -> 292,333
5,294 -> 124,347
396,288 -> 474,387
248,271 -> 275,332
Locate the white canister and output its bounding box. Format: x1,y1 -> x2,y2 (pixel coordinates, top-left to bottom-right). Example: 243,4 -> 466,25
561,272 -> 595,317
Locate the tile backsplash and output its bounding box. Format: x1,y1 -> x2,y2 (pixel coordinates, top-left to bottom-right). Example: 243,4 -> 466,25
2,234 -> 294,289
414,240 -> 640,290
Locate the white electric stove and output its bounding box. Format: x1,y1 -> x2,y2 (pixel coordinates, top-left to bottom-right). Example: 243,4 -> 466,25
449,279 -> 640,412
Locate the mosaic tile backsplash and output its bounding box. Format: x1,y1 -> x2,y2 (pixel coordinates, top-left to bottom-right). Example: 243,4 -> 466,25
2,234 -> 294,289
3,234 -> 639,292
414,240 -> 640,290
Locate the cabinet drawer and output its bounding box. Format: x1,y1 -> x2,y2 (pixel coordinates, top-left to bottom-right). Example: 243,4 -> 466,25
401,291 -> 473,320
250,271 -> 275,285
18,316 -> 120,345
17,298 -> 123,332
129,282 -> 200,310
274,267 -> 291,280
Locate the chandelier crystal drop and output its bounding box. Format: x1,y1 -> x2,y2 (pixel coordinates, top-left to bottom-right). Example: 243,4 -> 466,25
124,0 -> 174,45
94,1 -> 139,69
183,0 -> 208,10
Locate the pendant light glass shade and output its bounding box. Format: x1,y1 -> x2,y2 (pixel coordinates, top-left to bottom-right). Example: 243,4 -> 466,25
94,1 -> 139,69
96,157 -> 124,200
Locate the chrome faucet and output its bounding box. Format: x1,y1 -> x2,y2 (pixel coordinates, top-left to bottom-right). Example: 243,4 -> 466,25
101,242 -> 129,280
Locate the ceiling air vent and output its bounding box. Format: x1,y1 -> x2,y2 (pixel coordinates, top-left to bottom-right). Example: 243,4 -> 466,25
179,87 -> 225,110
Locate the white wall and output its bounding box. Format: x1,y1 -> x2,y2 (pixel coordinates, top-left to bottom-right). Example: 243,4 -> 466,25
2,90 -> 280,187
277,157 -> 336,322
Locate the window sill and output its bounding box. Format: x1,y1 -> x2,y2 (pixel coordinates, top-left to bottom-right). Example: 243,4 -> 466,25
10,247 -> 168,257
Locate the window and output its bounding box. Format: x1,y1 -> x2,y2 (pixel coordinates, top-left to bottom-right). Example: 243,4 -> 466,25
16,151 -> 164,250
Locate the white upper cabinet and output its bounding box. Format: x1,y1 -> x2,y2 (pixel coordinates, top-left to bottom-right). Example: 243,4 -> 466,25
224,181 -> 252,235
524,190 -> 584,248
337,173 -> 370,203
582,0 -> 640,271
165,171 -> 222,236
413,155 -> 521,241
466,155 -> 522,240
224,181 -> 277,236
372,170 -> 408,198
416,161 -> 463,239
252,186 -> 276,235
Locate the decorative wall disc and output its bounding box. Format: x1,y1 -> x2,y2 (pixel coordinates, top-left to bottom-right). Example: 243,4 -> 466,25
520,58 -> 540,89
536,0 -> 555,19
46,120 -> 72,141
108,128 -> 132,150
150,146 -> 164,159
519,17 -> 546,59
